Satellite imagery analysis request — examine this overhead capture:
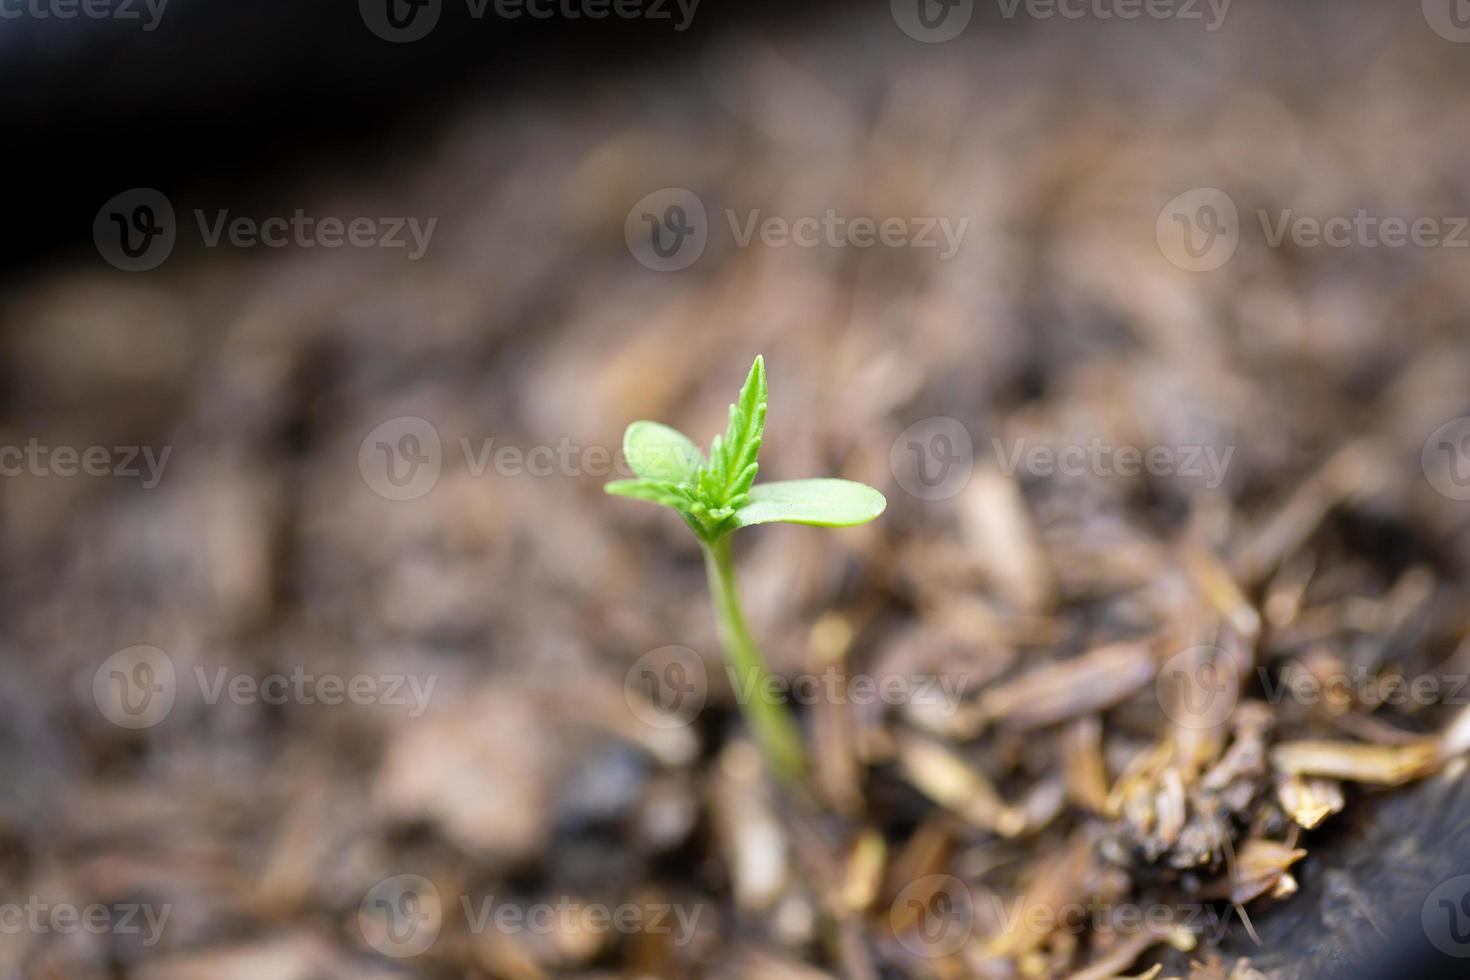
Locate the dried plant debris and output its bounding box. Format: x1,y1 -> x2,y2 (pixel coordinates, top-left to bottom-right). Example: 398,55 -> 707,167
5,2 -> 1470,979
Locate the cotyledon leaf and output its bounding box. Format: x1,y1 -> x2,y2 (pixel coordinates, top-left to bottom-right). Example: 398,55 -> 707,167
622,421 -> 704,483
732,479 -> 887,529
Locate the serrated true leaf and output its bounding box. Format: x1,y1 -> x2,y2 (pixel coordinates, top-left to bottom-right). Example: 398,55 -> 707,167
732,479 -> 887,529
622,421 -> 703,483
701,355 -> 766,504
721,354 -> 767,495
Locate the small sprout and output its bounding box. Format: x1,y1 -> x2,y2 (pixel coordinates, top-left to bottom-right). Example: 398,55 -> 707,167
607,355 -> 885,783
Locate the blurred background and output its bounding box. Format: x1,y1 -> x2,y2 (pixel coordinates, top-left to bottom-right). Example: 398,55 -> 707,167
3,0 -> 1470,977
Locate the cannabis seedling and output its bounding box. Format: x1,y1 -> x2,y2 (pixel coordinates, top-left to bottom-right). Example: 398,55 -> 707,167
606,355 -> 886,783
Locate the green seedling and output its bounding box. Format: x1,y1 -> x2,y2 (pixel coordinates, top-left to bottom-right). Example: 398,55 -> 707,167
607,355 -> 886,783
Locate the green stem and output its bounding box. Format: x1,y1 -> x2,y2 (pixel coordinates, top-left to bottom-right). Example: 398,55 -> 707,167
701,534 -> 807,784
